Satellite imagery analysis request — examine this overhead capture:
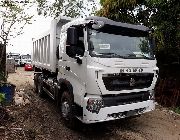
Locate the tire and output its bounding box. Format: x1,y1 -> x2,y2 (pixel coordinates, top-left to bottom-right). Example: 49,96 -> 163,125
61,91 -> 77,129
34,74 -> 39,93
37,76 -> 44,97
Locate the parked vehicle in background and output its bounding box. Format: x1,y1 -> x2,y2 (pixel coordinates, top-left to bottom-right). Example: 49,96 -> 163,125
7,53 -> 20,66
20,54 -> 31,66
24,61 -> 33,71
32,16 -> 158,128
6,58 -> 16,73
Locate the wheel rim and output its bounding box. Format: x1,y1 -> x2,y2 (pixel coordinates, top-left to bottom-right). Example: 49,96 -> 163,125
61,101 -> 70,118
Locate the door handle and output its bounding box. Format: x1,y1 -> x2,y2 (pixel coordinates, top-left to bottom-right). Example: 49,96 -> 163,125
65,66 -> 70,71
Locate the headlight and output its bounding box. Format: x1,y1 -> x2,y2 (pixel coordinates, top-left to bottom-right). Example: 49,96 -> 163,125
86,98 -> 104,114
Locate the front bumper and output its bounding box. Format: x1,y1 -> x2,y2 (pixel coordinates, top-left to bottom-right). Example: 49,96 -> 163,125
82,99 -> 155,124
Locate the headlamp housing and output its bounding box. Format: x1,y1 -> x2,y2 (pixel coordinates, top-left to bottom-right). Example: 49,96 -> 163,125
86,98 -> 104,114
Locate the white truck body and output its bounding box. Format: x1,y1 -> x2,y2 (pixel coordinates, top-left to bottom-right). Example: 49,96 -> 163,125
32,16 -> 72,72
32,16 -> 158,125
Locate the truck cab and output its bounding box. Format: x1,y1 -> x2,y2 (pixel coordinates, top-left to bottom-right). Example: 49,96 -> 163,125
33,16 -> 158,128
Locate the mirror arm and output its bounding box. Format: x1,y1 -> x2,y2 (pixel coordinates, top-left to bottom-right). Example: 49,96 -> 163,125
75,56 -> 82,64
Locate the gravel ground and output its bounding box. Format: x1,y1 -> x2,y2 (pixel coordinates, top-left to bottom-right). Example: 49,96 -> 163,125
0,67 -> 180,140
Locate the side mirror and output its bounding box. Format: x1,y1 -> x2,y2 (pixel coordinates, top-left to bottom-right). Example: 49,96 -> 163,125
89,40 -> 94,51
66,45 -> 76,58
56,46 -> 59,59
149,37 -> 156,49
67,27 -> 78,45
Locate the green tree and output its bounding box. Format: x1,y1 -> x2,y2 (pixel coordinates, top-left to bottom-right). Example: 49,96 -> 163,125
97,0 -> 158,26
0,0 -> 33,82
36,0 -> 99,18
97,0 -> 138,24
149,0 -> 180,66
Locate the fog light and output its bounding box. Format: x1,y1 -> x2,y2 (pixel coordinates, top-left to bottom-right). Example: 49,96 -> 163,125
149,90 -> 155,100
86,98 -> 104,114
112,113 -> 117,118
118,113 -> 123,118
138,108 -> 146,114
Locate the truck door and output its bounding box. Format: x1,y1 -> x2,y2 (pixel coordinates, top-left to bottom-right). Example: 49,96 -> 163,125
58,26 -> 87,104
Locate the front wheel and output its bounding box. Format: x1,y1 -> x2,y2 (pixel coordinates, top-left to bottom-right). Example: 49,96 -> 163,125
61,91 -> 78,129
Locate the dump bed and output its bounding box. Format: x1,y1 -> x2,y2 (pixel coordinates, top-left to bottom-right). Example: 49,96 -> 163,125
32,17 -> 72,72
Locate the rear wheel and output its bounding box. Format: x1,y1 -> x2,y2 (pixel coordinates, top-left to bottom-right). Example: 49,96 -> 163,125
61,91 -> 77,129
37,75 -> 44,97
34,74 -> 39,93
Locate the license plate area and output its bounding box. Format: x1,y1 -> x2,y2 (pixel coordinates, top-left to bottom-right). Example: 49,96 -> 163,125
107,107 -> 146,118
120,68 -> 144,73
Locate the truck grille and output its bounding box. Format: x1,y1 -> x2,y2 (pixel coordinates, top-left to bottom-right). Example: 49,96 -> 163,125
103,91 -> 150,107
102,73 -> 154,91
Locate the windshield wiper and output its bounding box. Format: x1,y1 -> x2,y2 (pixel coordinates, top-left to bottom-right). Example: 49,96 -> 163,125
135,54 -> 154,60
98,53 -> 126,58
125,53 -> 154,60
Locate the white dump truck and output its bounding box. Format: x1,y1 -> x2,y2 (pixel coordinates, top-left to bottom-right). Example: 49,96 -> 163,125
32,16 -> 158,128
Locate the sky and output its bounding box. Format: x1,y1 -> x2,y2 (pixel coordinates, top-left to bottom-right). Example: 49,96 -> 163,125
4,0 -> 53,55
7,16 -> 53,55
4,0 -> 100,55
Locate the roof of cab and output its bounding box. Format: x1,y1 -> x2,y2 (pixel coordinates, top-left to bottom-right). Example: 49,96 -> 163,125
85,16 -> 150,32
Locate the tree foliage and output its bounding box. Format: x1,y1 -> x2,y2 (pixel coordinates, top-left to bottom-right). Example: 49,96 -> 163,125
0,0 -> 33,45
36,0 -> 99,18
0,0 -> 33,81
98,0 -> 138,24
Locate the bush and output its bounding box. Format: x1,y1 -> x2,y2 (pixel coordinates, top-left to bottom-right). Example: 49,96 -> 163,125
174,107 -> 180,114
0,93 -> 5,103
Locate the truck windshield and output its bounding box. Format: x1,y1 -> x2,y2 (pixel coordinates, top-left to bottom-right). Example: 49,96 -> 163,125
88,29 -> 155,59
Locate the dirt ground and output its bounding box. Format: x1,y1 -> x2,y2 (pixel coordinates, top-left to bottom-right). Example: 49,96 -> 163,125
0,67 -> 180,140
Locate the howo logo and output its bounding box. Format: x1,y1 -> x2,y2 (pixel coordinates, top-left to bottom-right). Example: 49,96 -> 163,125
129,78 -> 136,87
120,68 -> 143,73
